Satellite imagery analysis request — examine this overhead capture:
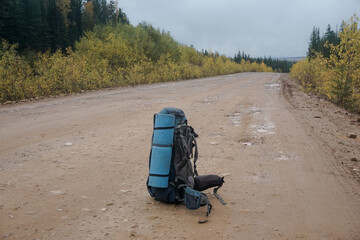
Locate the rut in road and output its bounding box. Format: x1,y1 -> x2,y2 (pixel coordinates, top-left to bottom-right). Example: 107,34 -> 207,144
0,72 -> 359,239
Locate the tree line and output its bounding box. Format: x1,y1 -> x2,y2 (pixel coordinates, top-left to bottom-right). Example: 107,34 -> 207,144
307,24 -> 340,59
233,51 -> 294,73
0,21 -> 272,103
291,15 -> 360,112
0,1 -> 276,103
0,0 -> 129,52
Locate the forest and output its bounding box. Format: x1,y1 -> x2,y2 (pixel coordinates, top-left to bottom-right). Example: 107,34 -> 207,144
0,0 -> 129,52
290,15 -> 360,112
0,0 -> 274,103
233,51 -> 295,73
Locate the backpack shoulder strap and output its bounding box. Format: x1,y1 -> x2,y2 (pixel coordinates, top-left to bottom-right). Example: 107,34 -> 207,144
174,125 -> 199,182
189,126 -> 199,176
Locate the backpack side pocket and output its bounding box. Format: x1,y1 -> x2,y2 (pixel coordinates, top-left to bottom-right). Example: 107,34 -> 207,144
184,187 -> 202,209
184,187 -> 212,216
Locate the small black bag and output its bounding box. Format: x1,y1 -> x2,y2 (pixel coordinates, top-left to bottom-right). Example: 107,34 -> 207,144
194,175 -> 224,192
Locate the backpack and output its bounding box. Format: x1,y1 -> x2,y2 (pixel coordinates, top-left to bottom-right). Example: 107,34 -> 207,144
146,107 -> 226,218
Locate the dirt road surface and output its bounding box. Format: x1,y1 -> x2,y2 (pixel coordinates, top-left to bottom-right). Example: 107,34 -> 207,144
1,73 -> 359,240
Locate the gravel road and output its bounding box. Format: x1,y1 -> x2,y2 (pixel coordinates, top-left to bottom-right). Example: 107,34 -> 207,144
0,72 -> 359,239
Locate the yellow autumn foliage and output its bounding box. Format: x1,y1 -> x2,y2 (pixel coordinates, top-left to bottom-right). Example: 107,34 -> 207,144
0,22 -> 272,103
290,56 -> 324,92
290,15 -> 360,112
0,42 -> 35,102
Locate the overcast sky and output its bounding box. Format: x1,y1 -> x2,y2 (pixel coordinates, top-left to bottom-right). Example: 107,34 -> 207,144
118,0 -> 359,58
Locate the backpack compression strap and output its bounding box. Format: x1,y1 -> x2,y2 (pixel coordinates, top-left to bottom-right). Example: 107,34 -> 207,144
213,179 -> 227,205
200,193 -> 212,217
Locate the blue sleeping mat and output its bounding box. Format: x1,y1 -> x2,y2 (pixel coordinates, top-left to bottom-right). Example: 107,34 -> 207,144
148,114 -> 175,188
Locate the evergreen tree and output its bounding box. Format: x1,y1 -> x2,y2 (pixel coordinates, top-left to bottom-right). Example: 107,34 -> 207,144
116,7 -> 129,25
99,0 -> 108,24
38,0 -> 51,51
0,0 -> 15,41
91,0 -> 101,25
320,24 -> 340,58
68,0 -> 83,47
307,24 -> 341,59
107,0 -> 117,23
234,51 -> 242,63
1,0 -> 129,52
82,1 -> 95,32
16,0 -> 43,51
203,49 -> 209,56
307,26 -> 321,59
47,0 -> 68,52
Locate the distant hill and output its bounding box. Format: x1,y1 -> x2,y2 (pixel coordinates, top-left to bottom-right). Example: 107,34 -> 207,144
276,57 -> 305,62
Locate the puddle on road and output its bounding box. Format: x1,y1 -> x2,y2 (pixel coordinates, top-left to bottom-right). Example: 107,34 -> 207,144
265,83 -> 281,90
227,112 -> 241,127
278,154 -> 289,161
248,106 -> 263,114
226,107 -> 275,133
203,98 -> 215,104
251,123 -> 275,135
276,151 -> 294,161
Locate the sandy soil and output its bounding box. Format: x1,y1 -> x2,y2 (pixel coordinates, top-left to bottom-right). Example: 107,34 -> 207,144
0,72 -> 359,240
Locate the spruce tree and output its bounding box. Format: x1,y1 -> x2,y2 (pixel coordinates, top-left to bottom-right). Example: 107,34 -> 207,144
38,0 -> 51,51
307,26 -> 321,59
82,1 -> 95,32
0,0 -> 15,41
16,0 -> 43,51
116,7 -> 129,24
47,0 -> 68,52
108,0 -> 117,23
68,0 -> 83,47
320,24 -> 340,58
92,0 -> 101,25
99,0 -> 108,24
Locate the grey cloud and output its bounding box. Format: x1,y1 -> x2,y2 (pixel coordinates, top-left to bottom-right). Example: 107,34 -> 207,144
119,0 -> 359,57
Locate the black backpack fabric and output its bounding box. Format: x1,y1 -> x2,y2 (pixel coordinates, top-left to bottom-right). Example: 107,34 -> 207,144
147,107 -> 225,217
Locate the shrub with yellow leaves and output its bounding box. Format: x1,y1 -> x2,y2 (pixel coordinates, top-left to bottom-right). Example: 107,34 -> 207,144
290,15 -> 360,112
